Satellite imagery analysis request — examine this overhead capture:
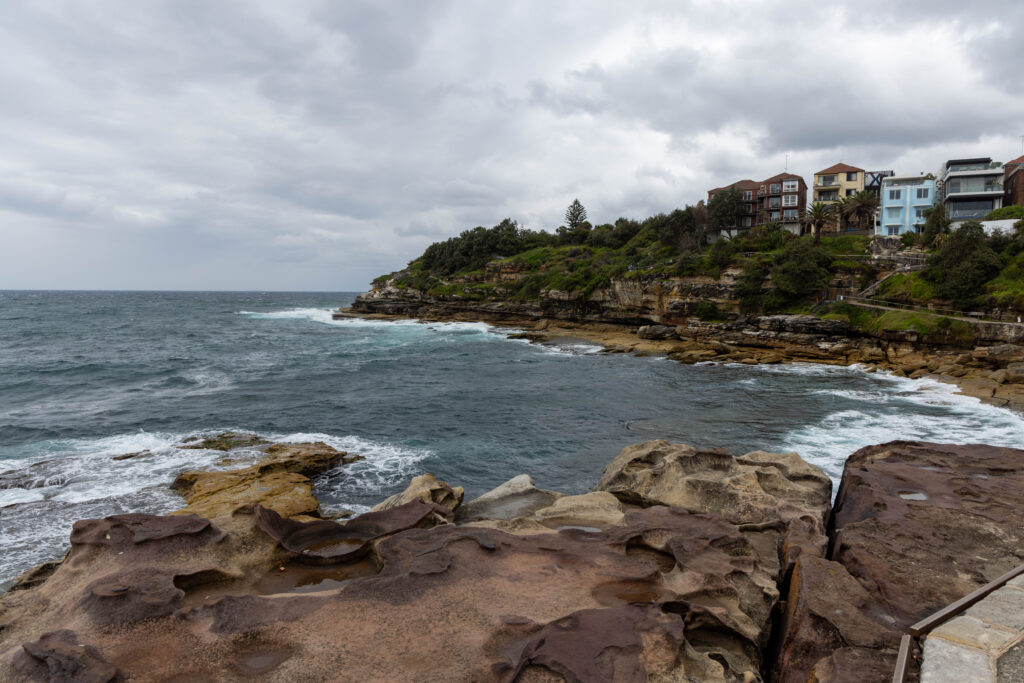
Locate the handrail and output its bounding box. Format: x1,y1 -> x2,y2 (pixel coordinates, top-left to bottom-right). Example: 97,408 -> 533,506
892,563 -> 1024,683
841,296 -> 1022,325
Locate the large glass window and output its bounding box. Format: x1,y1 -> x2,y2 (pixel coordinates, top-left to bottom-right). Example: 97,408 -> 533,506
886,207 -> 902,219
846,172 -> 858,181
946,178 -> 1003,194
783,209 -> 799,221
770,183 -> 781,193
742,190 -> 752,200
769,197 -> 781,208
769,211 -> 780,221
889,189 -> 902,200
916,187 -> 929,199
887,226 -> 899,235
818,175 -> 837,186
782,194 -> 798,207
782,180 -> 799,192
947,199 -> 997,219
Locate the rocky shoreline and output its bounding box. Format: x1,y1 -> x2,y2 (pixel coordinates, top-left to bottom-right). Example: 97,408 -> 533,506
2,433 -> 1022,681
337,304 -> 1024,414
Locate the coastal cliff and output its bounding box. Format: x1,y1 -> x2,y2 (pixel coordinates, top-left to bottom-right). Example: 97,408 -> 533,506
2,436 -> 1022,681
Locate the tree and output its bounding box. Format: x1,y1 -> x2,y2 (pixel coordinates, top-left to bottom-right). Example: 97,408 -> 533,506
766,239 -> 834,309
800,202 -> 836,243
923,221 -> 1002,307
852,191 -> 880,232
921,205 -> 951,247
565,199 -> 588,230
707,188 -> 744,238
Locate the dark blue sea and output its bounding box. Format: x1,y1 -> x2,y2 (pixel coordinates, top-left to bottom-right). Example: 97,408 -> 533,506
3,290 -> 1023,586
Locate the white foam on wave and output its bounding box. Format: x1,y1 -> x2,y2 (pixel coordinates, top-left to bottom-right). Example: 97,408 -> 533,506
778,374 -> 1024,486
240,308 -> 506,336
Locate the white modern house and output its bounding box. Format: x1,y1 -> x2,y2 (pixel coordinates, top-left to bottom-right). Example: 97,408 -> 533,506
938,157 -> 1004,222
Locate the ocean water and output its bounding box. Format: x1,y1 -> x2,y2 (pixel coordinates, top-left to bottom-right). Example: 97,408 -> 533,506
2,290 -> 1024,586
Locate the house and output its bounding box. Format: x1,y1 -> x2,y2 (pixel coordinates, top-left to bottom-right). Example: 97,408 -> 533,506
813,163 -> 864,231
756,173 -> 808,234
707,179 -> 760,231
864,170 -> 895,198
938,157 -> 1004,221
876,175 -> 936,236
707,172 -> 807,235
1004,154 -> 1024,207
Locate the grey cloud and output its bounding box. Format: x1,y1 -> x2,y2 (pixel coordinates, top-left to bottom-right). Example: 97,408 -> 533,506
1,0 -> 1022,291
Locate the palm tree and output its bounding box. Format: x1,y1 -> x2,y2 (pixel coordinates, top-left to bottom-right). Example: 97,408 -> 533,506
851,190 -> 880,233
834,195 -> 856,232
800,202 -> 836,243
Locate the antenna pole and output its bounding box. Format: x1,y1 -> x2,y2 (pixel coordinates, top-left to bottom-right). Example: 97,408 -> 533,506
785,154 -> 789,172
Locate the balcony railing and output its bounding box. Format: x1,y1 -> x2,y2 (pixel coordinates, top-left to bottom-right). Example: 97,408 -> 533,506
814,179 -> 840,187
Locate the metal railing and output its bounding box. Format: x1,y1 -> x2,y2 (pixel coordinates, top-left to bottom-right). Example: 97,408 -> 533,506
893,564 -> 1024,683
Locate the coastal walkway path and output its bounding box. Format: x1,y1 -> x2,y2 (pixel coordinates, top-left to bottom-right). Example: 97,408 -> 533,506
895,565 -> 1024,682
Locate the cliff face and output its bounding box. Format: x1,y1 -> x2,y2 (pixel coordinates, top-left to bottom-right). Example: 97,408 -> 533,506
352,269 -> 745,325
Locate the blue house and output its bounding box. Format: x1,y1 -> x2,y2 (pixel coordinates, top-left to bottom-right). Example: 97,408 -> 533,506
876,175 -> 937,236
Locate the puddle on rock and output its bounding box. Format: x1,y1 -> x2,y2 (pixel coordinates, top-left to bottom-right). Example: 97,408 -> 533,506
592,580 -> 672,606
897,490 -> 929,501
229,646 -> 292,675
253,558 -> 379,595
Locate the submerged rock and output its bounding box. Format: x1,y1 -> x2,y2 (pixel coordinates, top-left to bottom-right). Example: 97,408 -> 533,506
179,431 -> 270,450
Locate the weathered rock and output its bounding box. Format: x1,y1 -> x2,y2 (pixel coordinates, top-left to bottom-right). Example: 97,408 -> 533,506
529,491 -> 625,530
596,440 -> 832,575
179,431 -> 270,450
637,324 -> 677,340
170,441 -> 360,519
1004,361 -> 1024,383
972,344 -> 1024,366
772,555 -> 899,683
455,474 -> 563,523
12,630 -> 119,683
782,440 -> 1024,675
370,473 -> 464,514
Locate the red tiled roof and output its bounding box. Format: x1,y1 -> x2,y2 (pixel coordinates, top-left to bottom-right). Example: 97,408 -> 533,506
761,172 -> 805,184
708,179 -> 758,194
1006,154 -> 1024,166
815,162 -> 864,175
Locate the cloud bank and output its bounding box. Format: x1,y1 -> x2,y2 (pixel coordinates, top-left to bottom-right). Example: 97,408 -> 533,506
1,0 -> 1021,290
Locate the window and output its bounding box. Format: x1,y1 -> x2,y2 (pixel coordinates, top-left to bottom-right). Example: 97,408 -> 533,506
769,211 -> 780,221
818,191 -> 838,202
846,172 -> 858,181
886,207 -> 902,219
889,189 -> 901,200
769,197 -> 781,208
783,209 -> 799,221
887,226 -> 899,236
915,208 -> 926,221
742,190 -> 752,200
782,180 -> 799,192
819,175 -> 837,186
916,188 -> 929,199
782,194 -> 798,207
770,183 -> 781,193
846,189 -> 856,196
741,217 -> 753,227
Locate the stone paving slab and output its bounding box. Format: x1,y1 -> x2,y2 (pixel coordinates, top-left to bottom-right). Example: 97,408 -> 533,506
921,584 -> 1024,682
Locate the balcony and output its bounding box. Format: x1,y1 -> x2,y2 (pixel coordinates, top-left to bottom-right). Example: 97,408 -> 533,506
814,178 -> 840,188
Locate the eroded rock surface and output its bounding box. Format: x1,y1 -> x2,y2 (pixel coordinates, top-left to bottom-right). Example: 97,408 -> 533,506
370,472 -> 465,514
170,441 -> 361,520
773,440 -> 1024,680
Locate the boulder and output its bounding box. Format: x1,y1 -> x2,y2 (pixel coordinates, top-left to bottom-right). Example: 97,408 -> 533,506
1004,362 -> 1024,384
971,344 -> 1024,366
637,324 -> 677,340
596,440 -> 832,575
530,491 -> 625,530
170,441 -> 361,520
179,431 -> 269,450
455,474 -> 562,523
370,473 -> 464,514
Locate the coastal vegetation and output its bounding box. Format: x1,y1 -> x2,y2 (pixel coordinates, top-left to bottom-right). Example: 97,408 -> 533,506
375,199 -> 1024,318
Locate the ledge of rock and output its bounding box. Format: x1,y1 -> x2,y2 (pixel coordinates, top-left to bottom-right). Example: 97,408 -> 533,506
3,439 -> 1023,682
170,440 -> 362,520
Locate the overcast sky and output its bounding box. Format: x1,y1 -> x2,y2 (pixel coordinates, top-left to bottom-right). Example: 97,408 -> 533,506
1,1 -> 1022,291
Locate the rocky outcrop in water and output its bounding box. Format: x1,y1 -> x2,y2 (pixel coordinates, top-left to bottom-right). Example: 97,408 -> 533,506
2,439 -> 1023,682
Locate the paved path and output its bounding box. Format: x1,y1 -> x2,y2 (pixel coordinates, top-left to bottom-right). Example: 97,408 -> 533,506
842,298 -> 1024,329
919,573 -> 1024,682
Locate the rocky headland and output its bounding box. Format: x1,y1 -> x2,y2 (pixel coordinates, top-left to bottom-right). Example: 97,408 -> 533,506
2,434 -> 1022,682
